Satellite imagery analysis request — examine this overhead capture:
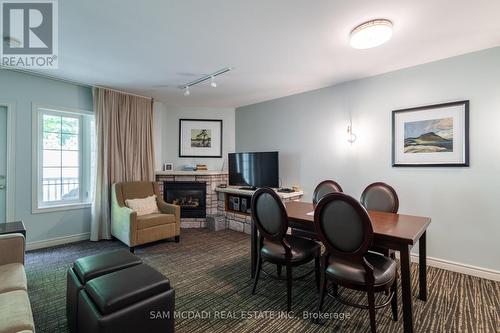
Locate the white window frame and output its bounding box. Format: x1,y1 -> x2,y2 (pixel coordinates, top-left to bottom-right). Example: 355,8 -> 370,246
32,103 -> 94,213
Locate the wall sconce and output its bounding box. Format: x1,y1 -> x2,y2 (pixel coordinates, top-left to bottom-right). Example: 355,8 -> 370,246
347,116 -> 357,144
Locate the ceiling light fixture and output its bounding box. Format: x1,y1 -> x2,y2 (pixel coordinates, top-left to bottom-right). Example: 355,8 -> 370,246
350,19 -> 393,49
180,67 -> 231,96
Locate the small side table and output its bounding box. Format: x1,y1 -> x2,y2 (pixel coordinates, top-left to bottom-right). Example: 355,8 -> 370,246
0,221 -> 26,237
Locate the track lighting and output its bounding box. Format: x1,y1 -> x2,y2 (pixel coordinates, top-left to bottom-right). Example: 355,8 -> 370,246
180,67 -> 231,96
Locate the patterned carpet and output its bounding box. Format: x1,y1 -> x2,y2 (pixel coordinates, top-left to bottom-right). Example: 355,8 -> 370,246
25,228 -> 499,332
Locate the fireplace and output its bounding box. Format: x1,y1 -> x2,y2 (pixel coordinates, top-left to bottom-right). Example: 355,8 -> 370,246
164,182 -> 206,218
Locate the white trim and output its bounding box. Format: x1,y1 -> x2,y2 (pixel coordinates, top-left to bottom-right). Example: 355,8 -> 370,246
34,103 -> 93,116
26,232 -> 90,251
395,252 -> 500,282
0,102 -> 16,222
33,202 -> 91,214
31,103 -> 94,214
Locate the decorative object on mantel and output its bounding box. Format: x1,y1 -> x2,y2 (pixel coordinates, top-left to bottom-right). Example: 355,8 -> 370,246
163,163 -> 173,171
392,100 -> 469,167
196,164 -> 208,171
179,119 -> 223,158
183,164 -> 197,171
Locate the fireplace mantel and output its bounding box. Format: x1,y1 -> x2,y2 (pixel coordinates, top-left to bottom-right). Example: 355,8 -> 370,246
155,171 -> 303,234
156,171 -> 228,176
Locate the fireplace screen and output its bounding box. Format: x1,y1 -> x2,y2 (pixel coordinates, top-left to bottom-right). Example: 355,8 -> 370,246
164,182 -> 206,218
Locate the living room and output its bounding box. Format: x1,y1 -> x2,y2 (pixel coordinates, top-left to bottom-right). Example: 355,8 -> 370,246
0,1 -> 499,333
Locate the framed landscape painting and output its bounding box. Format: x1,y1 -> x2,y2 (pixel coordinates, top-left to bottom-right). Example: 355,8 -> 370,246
179,119 -> 223,158
392,100 -> 469,167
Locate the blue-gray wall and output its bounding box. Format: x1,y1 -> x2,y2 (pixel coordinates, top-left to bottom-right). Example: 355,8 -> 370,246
236,47 -> 500,272
0,69 -> 93,245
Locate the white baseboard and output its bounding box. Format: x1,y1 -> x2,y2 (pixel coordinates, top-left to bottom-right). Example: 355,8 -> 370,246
395,252 -> 500,282
26,232 -> 90,251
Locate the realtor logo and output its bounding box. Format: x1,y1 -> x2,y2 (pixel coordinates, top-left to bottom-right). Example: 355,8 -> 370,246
1,0 -> 58,68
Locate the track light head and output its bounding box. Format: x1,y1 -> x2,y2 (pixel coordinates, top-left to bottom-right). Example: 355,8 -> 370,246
183,86 -> 190,96
210,76 -> 217,88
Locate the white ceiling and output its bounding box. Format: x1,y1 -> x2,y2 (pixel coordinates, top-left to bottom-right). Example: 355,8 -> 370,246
34,0 -> 500,107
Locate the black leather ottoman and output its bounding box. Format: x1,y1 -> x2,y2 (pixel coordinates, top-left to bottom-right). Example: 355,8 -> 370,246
67,250 -> 142,333
78,264 -> 175,333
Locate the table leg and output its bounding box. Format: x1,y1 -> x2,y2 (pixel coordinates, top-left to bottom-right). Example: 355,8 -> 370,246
419,231 -> 427,301
251,220 -> 257,278
400,245 -> 414,333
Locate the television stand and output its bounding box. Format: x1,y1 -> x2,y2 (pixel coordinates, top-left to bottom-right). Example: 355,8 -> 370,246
239,186 -> 257,191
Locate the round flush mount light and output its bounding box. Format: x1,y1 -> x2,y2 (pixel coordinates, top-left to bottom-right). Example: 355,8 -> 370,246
350,19 -> 393,49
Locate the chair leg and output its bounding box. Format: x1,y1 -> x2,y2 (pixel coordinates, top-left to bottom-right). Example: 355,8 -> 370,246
318,270 -> 327,313
286,264 -> 292,312
331,283 -> 338,297
314,256 -> 320,291
367,289 -> 377,333
129,246 -> 135,253
252,254 -> 262,295
175,235 -> 180,243
391,279 -> 398,321
277,264 -> 282,277
315,268 -> 327,325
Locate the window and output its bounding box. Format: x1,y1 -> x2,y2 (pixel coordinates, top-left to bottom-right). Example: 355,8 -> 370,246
33,105 -> 95,212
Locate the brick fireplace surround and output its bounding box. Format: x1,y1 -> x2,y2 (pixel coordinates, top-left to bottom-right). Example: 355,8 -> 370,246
157,171 -> 228,228
156,171 -> 303,234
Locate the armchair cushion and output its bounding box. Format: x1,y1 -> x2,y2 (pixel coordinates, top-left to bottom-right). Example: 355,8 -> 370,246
137,213 -> 176,230
125,195 -> 160,216
0,233 -> 25,266
120,182 -> 156,203
0,263 -> 27,293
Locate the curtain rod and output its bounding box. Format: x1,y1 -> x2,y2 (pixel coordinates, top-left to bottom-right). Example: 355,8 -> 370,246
1,66 -> 154,100
94,85 -> 154,100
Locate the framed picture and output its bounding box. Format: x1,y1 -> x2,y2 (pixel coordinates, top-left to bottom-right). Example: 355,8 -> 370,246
392,100 -> 469,167
179,119 -> 223,158
163,163 -> 173,171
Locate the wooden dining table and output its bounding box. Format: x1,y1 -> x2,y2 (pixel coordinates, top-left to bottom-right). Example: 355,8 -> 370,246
250,201 -> 431,333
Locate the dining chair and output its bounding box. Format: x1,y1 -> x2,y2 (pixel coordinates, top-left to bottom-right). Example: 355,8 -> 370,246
315,193 -> 398,333
312,180 -> 343,206
290,180 -> 344,241
251,187 -> 321,311
360,182 -> 399,258
360,182 -> 399,213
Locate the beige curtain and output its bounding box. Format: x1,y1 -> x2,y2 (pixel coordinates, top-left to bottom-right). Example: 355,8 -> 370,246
90,88 -> 155,241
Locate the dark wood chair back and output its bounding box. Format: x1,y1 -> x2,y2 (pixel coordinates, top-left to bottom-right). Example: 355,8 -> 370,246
312,180 -> 343,206
314,193 -> 373,260
360,182 -> 399,213
251,188 -> 288,242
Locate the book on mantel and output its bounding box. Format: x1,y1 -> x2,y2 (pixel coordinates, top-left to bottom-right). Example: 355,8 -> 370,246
196,164 -> 208,171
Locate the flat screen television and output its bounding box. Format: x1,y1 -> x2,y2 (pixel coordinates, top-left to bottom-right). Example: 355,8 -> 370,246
228,151 -> 279,188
